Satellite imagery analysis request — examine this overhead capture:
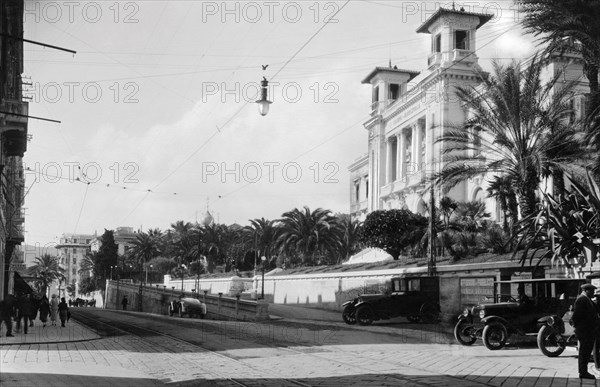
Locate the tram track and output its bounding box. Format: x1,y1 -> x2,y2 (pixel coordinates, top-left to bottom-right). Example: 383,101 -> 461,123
72,309 -> 495,387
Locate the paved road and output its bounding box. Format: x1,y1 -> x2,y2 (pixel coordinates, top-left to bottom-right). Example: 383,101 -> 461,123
1,307 -> 598,386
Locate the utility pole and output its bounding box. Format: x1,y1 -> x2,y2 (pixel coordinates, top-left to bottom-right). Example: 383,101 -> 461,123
428,184 -> 437,277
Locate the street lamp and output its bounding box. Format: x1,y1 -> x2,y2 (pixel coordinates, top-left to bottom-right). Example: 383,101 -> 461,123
256,77 -> 272,116
260,256 -> 266,300
145,264 -> 153,284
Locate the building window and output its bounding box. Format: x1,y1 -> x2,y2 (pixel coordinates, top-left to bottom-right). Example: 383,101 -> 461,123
365,177 -> 369,199
389,84 -> 399,100
433,33 -> 441,52
73,248 -> 77,254
86,239 -> 91,244
73,238 -> 78,243
455,30 -> 469,50
73,258 -> 77,264
72,268 -> 76,275
372,86 -> 379,103
354,181 -> 360,202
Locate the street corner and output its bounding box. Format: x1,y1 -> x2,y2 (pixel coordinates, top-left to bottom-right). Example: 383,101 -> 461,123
0,320 -> 99,346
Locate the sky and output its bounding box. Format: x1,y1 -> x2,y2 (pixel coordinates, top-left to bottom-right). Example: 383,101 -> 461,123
20,0 -> 538,254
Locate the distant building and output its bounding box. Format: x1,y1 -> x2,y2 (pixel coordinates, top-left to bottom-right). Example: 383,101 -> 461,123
350,7 -> 589,223
0,0 -> 29,299
55,233 -> 94,297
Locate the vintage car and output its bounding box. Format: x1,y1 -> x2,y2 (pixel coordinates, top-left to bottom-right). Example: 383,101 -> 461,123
454,278 -> 586,350
341,276 -> 440,326
536,279 -> 595,357
168,297 -> 207,319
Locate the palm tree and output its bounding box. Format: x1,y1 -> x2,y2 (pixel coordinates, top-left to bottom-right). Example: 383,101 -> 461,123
434,55 -> 584,219
486,175 -> 519,231
335,214 -> 363,264
127,231 -> 162,279
26,254 -> 64,296
518,1 -> 600,141
276,206 -> 343,266
243,218 -> 280,267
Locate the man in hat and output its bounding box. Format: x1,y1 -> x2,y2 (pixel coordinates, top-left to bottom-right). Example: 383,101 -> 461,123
572,283 -> 600,379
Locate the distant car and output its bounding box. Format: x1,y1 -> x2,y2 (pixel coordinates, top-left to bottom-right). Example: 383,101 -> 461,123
454,278 -> 586,351
168,297 -> 207,319
341,276 -> 440,326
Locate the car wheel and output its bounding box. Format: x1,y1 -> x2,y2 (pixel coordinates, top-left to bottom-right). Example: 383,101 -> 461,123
342,305 -> 357,325
482,322 -> 507,350
419,303 -> 440,324
454,319 -> 477,346
407,315 -> 421,323
537,325 -> 565,357
355,305 -> 374,326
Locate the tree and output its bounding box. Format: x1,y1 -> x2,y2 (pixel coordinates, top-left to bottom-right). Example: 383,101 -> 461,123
276,207 -> 343,266
243,218 -> 280,268
335,214 -> 363,264
360,209 -> 428,260
486,175 -> 518,231
26,254 -> 64,296
518,0 -> 600,169
97,229 -> 119,279
435,55 -> 584,219
128,230 -> 162,278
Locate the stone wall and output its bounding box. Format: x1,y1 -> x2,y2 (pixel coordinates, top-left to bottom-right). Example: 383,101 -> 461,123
104,280 -> 268,321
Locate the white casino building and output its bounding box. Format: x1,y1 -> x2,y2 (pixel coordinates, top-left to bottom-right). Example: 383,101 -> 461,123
349,7 -> 588,222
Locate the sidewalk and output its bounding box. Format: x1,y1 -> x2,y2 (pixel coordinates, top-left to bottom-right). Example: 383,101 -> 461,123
0,318 -> 100,346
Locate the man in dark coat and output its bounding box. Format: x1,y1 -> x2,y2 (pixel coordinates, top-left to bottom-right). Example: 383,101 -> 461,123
0,295 -> 16,337
572,283 -> 600,380
121,295 -> 128,311
16,293 -> 34,334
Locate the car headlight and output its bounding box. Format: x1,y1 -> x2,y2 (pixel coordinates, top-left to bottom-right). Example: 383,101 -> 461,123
479,309 -> 486,319
547,316 -> 555,326
462,308 -> 470,317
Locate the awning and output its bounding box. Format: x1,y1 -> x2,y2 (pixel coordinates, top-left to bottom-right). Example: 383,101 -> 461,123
13,271 -> 35,295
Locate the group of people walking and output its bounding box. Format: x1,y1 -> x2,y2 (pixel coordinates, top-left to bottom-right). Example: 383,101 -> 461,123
0,293 -> 71,337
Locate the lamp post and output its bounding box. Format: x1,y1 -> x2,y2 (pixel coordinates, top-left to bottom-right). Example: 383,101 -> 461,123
145,264 -> 153,284
110,265 -> 115,280
256,77 -> 272,116
260,256 -> 266,300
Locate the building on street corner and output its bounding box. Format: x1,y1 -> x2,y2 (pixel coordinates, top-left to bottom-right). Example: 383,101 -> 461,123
0,0 -> 28,300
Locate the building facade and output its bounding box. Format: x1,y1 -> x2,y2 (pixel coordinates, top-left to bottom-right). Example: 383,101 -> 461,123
349,7 -> 588,222
0,0 -> 28,300
55,233 -> 94,297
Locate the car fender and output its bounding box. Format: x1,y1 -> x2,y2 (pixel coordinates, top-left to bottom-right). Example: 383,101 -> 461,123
342,300 -> 355,308
538,315 -> 565,332
353,301 -> 374,311
481,315 -> 509,327
457,314 -> 473,324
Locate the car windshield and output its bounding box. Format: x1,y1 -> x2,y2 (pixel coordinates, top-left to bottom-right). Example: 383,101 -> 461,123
493,279 -> 584,305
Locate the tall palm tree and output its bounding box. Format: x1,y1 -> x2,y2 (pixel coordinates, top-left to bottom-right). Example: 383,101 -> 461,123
26,254 -> 64,296
518,0 -> 600,170
127,231 -> 162,278
335,214 -> 363,264
434,55 -> 583,219
243,218 -> 280,266
276,206 -> 343,266
486,175 -> 518,231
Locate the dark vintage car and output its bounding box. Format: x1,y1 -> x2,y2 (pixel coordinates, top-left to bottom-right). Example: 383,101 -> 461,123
536,278 -> 595,357
454,278 -> 586,350
342,276 -> 440,326
168,297 -> 207,319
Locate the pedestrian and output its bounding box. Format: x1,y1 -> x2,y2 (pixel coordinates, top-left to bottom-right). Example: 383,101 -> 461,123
572,283 -> 599,380
0,294 -> 15,337
58,297 -> 69,327
50,294 -> 59,326
38,295 -> 50,327
30,295 -> 40,327
121,295 -> 128,311
16,293 -> 34,334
